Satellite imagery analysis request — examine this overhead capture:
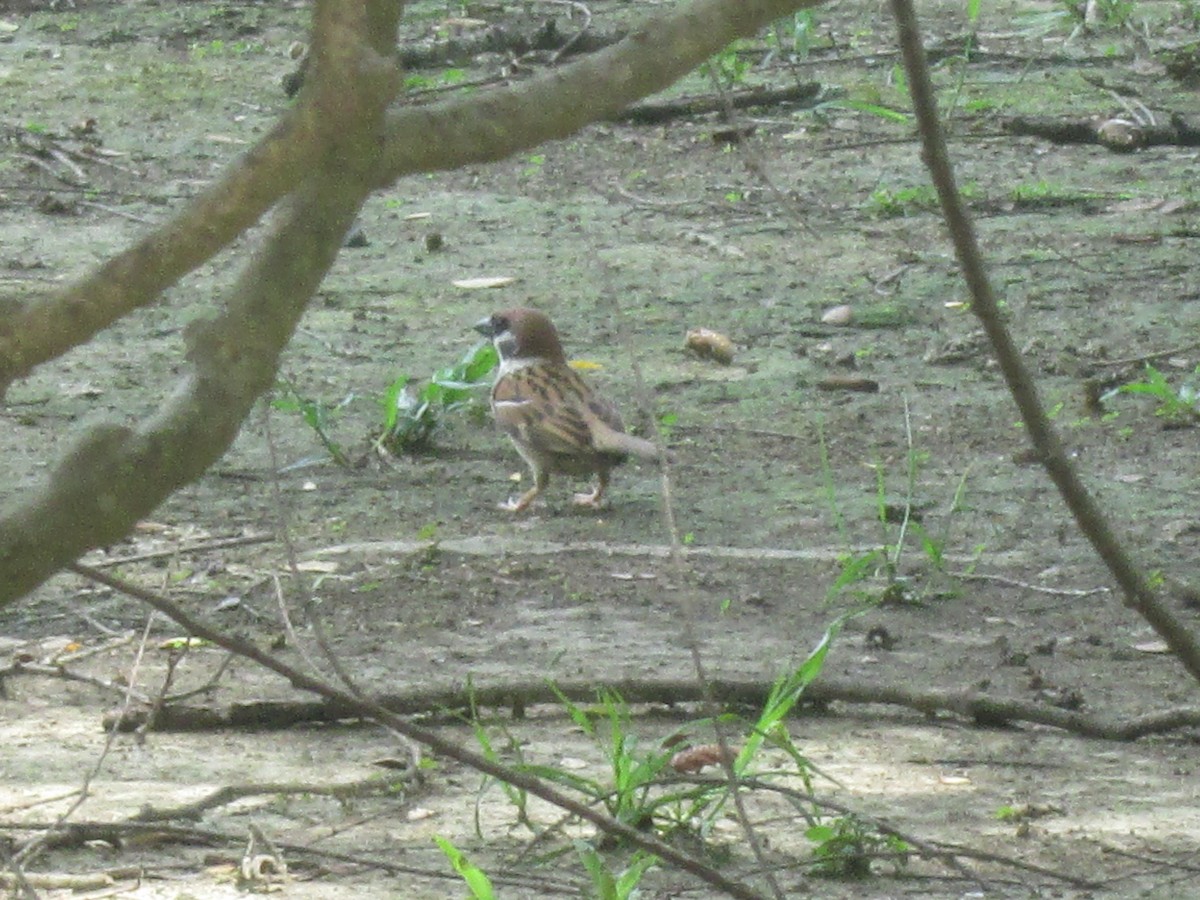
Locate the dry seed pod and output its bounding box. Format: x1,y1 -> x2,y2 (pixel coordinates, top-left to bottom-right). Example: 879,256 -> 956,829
685,327 -> 735,365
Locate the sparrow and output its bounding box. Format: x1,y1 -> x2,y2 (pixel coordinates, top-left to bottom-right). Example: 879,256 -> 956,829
474,307 -> 666,512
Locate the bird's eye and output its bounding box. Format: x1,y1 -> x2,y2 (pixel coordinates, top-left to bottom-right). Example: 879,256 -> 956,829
493,316 -> 509,331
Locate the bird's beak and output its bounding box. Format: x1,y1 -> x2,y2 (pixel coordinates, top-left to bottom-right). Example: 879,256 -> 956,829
473,316 -> 496,338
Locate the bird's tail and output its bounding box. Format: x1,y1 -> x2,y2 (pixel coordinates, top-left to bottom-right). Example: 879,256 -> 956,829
596,426 -> 674,463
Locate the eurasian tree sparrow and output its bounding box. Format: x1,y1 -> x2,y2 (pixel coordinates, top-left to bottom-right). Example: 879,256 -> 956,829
474,307 -> 665,512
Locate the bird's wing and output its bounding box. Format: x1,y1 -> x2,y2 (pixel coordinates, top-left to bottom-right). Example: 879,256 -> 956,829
492,364 -> 626,460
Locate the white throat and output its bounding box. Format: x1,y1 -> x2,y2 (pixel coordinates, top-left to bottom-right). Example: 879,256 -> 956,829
497,355 -> 541,376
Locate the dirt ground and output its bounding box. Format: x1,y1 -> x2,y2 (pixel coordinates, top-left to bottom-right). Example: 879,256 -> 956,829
2,0 -> 1200,896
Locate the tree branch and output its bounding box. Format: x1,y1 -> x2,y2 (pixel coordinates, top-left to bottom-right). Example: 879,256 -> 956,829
887,0 -> 1200,681
0,0 -> 827,603
119,676 -> 1200,742
0,2 -> 403,603
0,0 -> 819,396
0,111 -> 310,397
373,0 -> 820,181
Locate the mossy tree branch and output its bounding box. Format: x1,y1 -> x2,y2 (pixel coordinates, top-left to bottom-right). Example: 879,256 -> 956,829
0,0 -> 403,602
0,112 -> 311,397
0,0 -> 822,602
0,0 -> 818,395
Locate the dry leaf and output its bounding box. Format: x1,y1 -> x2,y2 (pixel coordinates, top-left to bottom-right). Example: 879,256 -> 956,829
452,276 -> 516,289
60,380 -> 103,399
685,327 -> 735,365
670,744 -> 736,773
372,757 -> 412,770
1133,640 -> 1170,654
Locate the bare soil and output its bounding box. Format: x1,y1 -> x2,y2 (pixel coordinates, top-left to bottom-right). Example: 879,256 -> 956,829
2,0 -> 1200,896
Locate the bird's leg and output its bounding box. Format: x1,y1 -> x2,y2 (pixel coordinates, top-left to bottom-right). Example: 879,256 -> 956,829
573,471 -> 609,509
501,468 -> 548,512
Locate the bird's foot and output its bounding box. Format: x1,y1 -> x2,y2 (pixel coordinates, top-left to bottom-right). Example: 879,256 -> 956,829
572,490 -> 605,509
500,488 -> 539,512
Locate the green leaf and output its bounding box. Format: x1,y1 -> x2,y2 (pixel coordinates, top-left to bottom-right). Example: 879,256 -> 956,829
827,549 -> 883,599
616,852 -> 659,897
739,611 -> 856,770
270,395 -> 301,412
833,98 -> 912,123
576,842 -> 618,900
433,836 -> 494,900
806,823 -> 835,843
379,375 -> 410,432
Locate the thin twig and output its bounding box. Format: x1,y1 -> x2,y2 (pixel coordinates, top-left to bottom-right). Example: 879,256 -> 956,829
543,0 -> 592,64
952,571 -> 1110,597
56,633 -> 140,662
76,200 -> 158,225
0,790 -> 82,815
45,147 -> 89,183
0,660 -> 152,704
131,772 -> 416,823
706,776 -> 1098,889
702,65 -> 818,236
12,612 -> 156,869
607,182 -> 703,208
1099,341 -> 1200,370
0,819 -> 582,893
87,533 -> 274,569
269,571 -> 324,676
263,402 -> 363,697
608,282 -> 784,900
0,843 -> 36,900
163,651 -> 237,703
